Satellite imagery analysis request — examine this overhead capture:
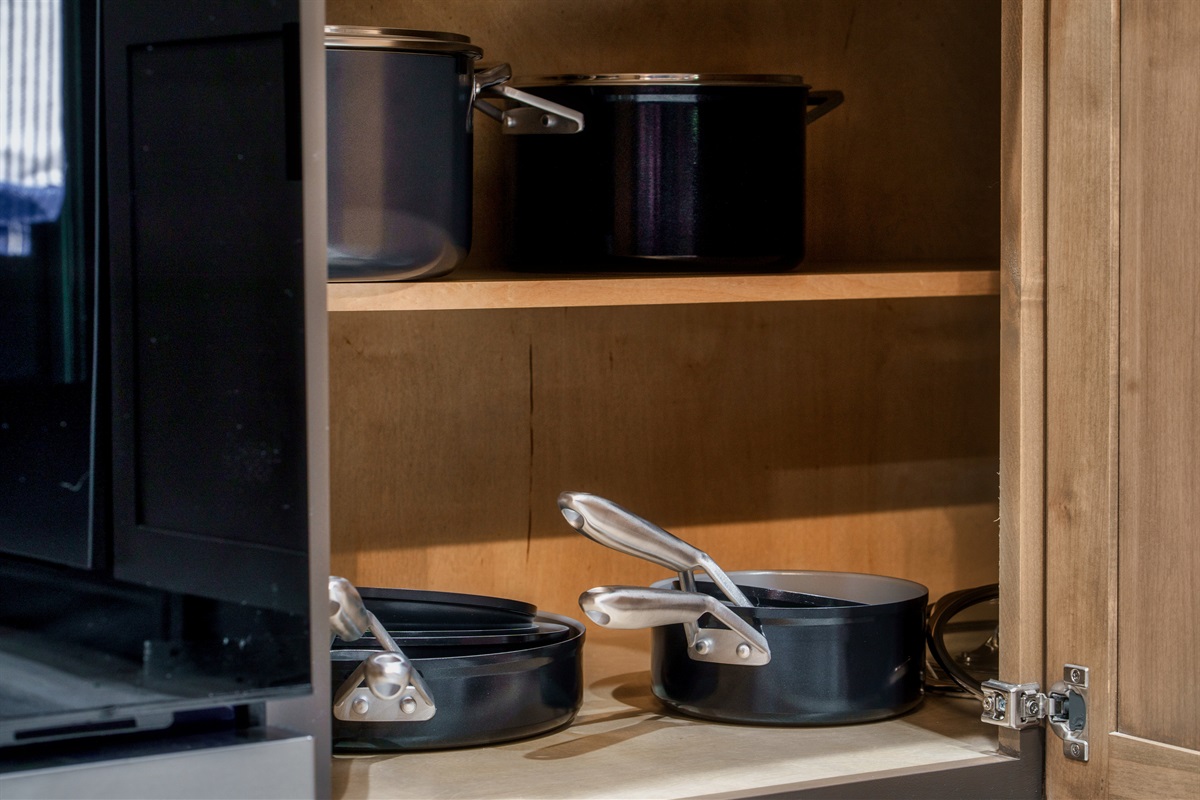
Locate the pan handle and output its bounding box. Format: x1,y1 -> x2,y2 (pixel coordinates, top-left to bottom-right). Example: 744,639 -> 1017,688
580,585 -> 770,666
805,89 -> 844,125
330,576 -> 437,722
473,63 -> 585,134
559,492 -> 754,608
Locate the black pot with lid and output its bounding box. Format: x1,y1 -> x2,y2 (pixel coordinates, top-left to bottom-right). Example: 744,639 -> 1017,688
324,27 -> 583,281
504,73 -> 843,272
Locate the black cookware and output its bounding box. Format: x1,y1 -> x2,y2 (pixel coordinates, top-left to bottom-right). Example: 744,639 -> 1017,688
356,585 -> 539,630
328,577 -> 584,751
325,27 -> 583,281
505,74 -> 843,272
560,493 -> 928,725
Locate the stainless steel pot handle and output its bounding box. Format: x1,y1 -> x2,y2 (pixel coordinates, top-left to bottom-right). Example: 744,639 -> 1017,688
329,576 -> 437,722
473,63 -> 585,134
806,89 -> 845,125
580,585 -> 771,666
558,491 -> 754,607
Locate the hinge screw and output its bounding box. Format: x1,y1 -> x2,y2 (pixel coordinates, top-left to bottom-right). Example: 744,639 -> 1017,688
982,695 -> 994,712
1070,743 -> 1082,758
1070,668 -> 1082,683
1025,698 -> 1040,717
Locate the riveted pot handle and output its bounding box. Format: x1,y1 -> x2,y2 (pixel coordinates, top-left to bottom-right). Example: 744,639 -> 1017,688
473,63 -> 585,134
329,576 -> 437,722
806,89 -> 844,125
558,491 -> 754,607
580,585 -> 771,666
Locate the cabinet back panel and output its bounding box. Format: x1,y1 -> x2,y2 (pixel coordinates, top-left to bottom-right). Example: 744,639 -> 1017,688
330,298 -> 1000,615
325,0 -> 1001,269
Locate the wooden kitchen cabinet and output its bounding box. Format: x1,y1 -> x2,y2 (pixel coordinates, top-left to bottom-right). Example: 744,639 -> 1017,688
323,1 -> 1200,798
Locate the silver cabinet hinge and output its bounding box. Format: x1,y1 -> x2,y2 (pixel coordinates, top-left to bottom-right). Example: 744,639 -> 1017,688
979,664 -> 1089,762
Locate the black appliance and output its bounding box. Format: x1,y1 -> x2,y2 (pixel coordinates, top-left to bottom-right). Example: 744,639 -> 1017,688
0,0 -> 316,749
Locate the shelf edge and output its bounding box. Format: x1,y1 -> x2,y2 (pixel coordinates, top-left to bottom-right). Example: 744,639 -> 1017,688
326,266 -> 1001,313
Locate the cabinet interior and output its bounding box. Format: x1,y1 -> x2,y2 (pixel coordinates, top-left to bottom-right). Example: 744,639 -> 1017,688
326,0 -> 1002,620
325,1 -> 1009,795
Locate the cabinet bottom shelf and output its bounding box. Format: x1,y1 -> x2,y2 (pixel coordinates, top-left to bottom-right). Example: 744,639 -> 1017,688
332,632 -> 1025,800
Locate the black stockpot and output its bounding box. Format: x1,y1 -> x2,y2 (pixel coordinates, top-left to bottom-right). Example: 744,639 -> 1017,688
650,571 -> 928,725
506,74 -> 843,272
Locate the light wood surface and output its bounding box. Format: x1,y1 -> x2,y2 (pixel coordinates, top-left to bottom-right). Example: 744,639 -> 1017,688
997,0 -> 1046,759
332,633 -> 1003,800
330,298 -> 1000,619
327,265 -> 999,312
1044,0 -> 1121,794
1118,0 -> 1200,758
324,0 -> 1001,272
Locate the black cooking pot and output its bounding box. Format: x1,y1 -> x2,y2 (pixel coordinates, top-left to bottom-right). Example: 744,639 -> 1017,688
328,580 -> 585,751
560,492 -> 927,726
649,571 -> 927,725
505,74 -> 843,272
324,27 -> 584,282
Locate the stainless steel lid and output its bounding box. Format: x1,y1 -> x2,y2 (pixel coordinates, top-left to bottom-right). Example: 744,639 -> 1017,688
324,25 -> 483,58
513,73 -> 809,87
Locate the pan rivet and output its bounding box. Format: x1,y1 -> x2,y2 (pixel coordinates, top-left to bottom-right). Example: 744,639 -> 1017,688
400,696 -> 418,715
694,638 -> 713,655
351,698 -> 369,716
736,643 -> 751,660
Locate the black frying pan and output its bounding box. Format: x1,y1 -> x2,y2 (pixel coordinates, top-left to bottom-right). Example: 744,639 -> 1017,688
357,586 -> 538,630
331,620 -> 574,658
329,580 -> 584,751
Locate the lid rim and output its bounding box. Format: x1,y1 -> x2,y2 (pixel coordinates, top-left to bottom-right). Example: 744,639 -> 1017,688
512,73 -> 811,88
324,25 -> 483,57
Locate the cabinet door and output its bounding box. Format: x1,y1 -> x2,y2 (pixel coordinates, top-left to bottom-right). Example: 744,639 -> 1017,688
1046,0 -> 1200,796
104,1 -> 311,614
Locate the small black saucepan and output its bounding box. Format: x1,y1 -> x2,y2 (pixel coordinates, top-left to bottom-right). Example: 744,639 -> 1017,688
559,493 -> 928,725
328,577 -> 584,751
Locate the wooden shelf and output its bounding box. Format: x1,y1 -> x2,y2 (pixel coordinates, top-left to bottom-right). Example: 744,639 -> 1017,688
326,263 -> 1000,313
332,632 -> 1011,800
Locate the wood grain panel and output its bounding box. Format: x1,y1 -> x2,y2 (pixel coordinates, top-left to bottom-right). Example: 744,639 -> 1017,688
998,0 -> 1046,758
1108,734 -> 1200,800
330,299 -> 1000,618
328,309 -> 534,596
1118,0 -> 1200,755
1044,0 -> 1120,795
324,0 -> 1000,270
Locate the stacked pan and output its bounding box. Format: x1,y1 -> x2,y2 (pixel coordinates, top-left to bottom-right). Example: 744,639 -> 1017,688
329,578 -> 584,751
